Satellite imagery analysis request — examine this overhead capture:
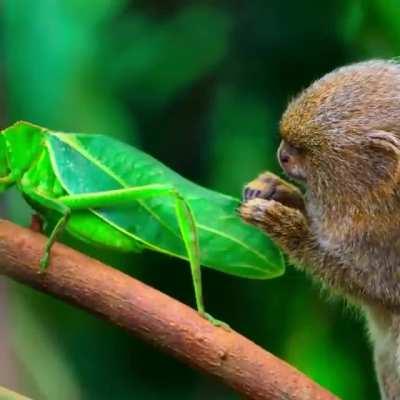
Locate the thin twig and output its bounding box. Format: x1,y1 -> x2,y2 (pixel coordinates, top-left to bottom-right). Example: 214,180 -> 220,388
0,220 -> 339,400
0,385 -> 32,400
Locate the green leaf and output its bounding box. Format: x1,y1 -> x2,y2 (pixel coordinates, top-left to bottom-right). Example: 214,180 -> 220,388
40,126 -> 284,279
109,5 -> 231,104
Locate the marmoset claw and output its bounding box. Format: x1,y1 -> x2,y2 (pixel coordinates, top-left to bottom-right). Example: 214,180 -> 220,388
242,172 -> 304,211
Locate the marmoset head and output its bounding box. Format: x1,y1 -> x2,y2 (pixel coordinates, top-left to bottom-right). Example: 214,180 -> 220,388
278,60 -> 400,212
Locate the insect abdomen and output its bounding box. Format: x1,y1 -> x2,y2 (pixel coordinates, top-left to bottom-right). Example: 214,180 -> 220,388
22,142 -> 142,253
66,212 -> 143,252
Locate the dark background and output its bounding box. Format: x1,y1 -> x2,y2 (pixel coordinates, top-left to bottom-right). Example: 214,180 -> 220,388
0,1 -> 395,399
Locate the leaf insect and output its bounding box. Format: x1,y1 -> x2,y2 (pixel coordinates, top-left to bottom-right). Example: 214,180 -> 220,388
0,121 -> 283,324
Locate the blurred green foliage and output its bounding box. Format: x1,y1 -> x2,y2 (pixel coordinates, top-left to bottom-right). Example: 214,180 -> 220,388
0,0 -> 397,398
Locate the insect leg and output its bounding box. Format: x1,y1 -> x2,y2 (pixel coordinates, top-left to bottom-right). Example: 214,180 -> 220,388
25,190 -> 71,271
173,193 -> 204,314
0,170 -> 20,185
57,185 -> 226,325
173,193 -> 228,327
58,184 -> 175,208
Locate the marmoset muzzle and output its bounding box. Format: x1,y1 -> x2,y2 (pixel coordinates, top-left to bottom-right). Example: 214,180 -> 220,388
277,141 -> 306,181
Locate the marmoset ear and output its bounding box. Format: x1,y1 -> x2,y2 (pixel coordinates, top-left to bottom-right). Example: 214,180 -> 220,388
366,130 -> 400,181
367,131 -> 400,153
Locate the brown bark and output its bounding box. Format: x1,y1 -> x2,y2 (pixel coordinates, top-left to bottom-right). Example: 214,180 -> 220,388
0,219 -> 339,400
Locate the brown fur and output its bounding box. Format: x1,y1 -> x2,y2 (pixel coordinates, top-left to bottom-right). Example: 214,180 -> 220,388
239,60 -> 400,400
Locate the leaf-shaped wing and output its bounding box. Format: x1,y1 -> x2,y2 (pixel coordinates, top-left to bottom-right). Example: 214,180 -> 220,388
47,130 -> 284,279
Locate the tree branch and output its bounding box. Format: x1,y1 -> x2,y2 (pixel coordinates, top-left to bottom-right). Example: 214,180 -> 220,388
0,385 -> 31,400
0,220 -> 339,400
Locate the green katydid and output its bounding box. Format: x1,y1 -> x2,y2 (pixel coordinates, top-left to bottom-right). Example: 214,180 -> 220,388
0,121 -> 283,323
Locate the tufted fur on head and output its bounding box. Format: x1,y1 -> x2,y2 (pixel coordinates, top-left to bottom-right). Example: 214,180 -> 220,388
279,60 -> 400,240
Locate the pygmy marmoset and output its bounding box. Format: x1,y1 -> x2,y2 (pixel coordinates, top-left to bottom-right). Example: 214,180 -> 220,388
239,60 -> 400,400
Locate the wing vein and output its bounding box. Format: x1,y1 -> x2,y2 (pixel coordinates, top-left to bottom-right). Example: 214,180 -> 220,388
53,134 -> 181,240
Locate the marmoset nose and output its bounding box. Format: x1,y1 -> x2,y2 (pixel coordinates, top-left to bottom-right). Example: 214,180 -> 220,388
278,144 -> 290,165
279,148 -> 290,164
